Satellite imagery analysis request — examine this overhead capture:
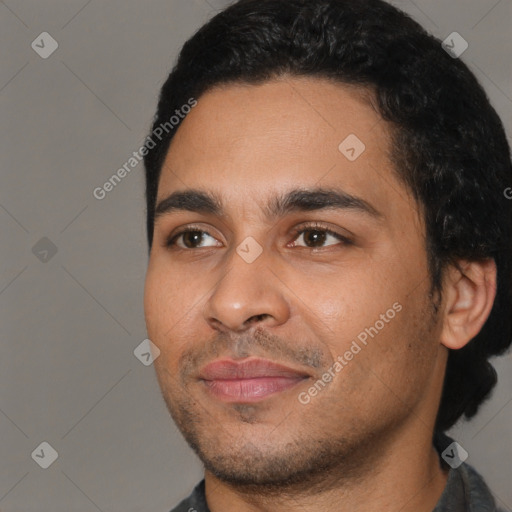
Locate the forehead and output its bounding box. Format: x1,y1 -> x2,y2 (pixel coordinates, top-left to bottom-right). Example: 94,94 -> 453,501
156,76 -> 415,226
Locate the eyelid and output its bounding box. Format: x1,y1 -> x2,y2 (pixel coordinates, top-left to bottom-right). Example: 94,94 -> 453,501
290,220 -> 352,238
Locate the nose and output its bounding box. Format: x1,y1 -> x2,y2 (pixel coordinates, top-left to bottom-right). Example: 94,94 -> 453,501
203,249 -> 290,333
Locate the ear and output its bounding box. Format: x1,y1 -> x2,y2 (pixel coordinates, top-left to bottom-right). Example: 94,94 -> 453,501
440,258 -> 497,350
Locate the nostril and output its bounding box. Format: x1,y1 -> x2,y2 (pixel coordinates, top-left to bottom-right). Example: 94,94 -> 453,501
247,314 -> 268,324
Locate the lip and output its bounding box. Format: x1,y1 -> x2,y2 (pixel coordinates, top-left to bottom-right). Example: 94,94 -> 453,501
198,358 -> 310,403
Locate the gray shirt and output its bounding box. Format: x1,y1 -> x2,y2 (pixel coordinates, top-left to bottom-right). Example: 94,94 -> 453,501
169,434 -> 505,512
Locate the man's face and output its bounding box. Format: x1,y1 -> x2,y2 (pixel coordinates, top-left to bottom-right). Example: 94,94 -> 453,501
144,77 -> 446,486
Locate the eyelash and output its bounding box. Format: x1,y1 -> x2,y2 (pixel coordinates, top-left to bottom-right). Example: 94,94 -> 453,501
163,221 -> 353,250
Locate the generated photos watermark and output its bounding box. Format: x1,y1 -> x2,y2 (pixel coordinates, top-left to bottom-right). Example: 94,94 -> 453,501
298,301 -> 403,404
93,98 -> 198,200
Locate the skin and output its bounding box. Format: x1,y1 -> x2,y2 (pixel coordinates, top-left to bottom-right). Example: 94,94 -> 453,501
144,76 -> 496,512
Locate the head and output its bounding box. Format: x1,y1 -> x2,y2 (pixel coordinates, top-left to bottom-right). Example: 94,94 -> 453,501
143,0 -> 512,488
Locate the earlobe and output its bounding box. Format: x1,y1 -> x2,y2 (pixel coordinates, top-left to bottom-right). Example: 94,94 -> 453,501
440,259 -> 497,350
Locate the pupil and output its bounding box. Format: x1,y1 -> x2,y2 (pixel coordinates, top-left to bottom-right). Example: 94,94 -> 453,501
304,229 -> 326,247
184,231 -> 202,248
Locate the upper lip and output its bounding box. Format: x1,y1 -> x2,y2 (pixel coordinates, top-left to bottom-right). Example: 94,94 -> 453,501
198,358 -> 310,380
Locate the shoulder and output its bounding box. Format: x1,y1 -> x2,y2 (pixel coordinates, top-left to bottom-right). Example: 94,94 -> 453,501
458,462 -> 504,512
168,480 -> 208,512
433,432 -> 504,512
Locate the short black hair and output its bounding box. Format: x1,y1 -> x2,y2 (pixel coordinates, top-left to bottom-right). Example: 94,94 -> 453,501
143,0 -> 512,432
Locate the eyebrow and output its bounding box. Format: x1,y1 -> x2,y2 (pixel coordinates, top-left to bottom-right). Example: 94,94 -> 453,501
154,187 -> 383,221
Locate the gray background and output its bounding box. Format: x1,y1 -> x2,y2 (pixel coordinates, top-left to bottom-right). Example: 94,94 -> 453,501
0,0 -> 511,510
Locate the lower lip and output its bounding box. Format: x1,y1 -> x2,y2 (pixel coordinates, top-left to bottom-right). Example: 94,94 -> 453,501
202,376 -> 307,402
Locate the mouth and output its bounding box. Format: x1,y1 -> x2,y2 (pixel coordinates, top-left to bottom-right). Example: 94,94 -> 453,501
198,357 -> 310,403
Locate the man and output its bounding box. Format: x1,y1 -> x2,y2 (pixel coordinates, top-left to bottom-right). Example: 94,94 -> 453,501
142,0 -> 512,510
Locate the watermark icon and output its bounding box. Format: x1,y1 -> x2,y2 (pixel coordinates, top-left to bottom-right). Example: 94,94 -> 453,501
298,301 -> 402,404
504,187 -> 512,200
236,237 -> 263,263
441,441 -> 468,469
31,32 -> 59,59
32,237 -> 58,263
31,441 -> 58,469
134,339 -> 161,366
338,134 -> 366,162
93,98 -> 197,200
442,32 -> 468,59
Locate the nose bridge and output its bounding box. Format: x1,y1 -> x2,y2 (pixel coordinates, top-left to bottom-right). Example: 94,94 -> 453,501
203,241 -> 289,332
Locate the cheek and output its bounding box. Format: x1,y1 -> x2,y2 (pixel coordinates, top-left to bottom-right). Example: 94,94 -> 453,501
305,267 -> 423,378
356,293 -> 437,398
301,266 -> 397,335
144,260 -> 209,362
144,267 -> 166,330
145,255 -> 197,313
144,261 -> 186,341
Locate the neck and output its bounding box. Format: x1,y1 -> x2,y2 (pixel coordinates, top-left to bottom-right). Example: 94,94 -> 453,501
204,422 -> 449,512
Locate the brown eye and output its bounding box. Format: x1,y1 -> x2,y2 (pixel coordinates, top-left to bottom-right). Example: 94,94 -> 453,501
166,229 -> 220,249
302,229 -> 328,247
181,231 -> 205,248
291,226 -> 350,248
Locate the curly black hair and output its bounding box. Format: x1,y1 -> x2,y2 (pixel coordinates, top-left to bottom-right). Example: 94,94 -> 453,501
143,0 -> 512,432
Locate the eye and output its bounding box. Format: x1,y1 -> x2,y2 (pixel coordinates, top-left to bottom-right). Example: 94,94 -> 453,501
163,222 -> 352,251
165,227 -> 221,250
289,223 -> 352,249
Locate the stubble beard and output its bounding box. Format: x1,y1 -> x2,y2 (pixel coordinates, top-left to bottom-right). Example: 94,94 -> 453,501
159,377 -> 393,497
